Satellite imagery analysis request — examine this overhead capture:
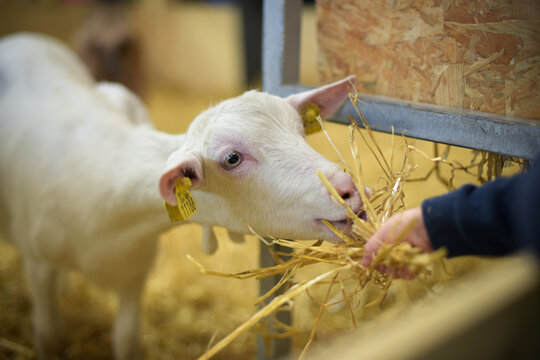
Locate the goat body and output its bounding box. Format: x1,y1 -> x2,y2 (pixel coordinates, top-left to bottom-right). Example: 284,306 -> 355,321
0,33 -> 360,359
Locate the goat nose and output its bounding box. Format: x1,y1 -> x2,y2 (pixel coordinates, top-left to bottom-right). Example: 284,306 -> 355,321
330,171 -> 358,201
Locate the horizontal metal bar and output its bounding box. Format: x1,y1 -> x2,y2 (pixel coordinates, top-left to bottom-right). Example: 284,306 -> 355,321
278,84 -> 540,160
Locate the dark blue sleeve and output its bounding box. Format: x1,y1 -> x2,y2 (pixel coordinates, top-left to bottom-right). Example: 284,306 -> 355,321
421,155 -> 540,258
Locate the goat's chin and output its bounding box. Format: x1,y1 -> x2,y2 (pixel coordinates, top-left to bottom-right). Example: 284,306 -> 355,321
313,208 -> 368,243
238,217 -> 357,243
268,220 -> 348,243
311,220 -> 347,243
312,216 -> 362,243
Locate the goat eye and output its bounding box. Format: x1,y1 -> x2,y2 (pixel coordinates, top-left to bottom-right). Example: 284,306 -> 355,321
221,150 -> 243,170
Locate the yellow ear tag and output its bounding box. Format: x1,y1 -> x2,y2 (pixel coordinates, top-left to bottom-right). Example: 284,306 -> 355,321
164,177 -> 197,222
301,103 -> 322,135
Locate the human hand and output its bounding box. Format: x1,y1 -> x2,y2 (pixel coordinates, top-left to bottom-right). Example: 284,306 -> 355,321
361,207 -> 433,279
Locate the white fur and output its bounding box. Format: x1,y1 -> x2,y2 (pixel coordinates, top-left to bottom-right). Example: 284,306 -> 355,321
0,33 -> 360,359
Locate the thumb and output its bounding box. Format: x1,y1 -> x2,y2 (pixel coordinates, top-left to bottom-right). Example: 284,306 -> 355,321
361,234 -> 384,267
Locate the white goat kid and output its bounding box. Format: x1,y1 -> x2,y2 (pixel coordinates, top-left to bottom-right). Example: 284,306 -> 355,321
0,33 -> 362,359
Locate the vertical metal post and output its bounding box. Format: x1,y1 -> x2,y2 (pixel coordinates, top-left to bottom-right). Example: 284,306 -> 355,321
259,1 -> 302,359
257,243 -> 293,360
262,0 -> 302,94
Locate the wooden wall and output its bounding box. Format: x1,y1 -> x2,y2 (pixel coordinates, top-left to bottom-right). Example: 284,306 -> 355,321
316,0 -> 540,120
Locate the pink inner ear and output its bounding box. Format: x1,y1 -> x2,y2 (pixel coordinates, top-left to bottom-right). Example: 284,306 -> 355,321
159,167 -> 183,205
287,75 -> 356,120
159,153 -> 203,205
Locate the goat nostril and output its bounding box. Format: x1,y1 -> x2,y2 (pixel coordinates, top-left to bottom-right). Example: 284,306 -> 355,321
341,192 -> 351,200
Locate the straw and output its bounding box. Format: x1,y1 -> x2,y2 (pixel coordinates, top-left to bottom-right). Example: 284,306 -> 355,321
191,87 -> 456,359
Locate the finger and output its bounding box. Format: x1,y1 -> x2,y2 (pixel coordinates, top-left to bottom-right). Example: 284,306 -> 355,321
364,234 -> 386,256
360,253 -> 372,267
361,238 -> 383,267
376,264 -> 390,275
397,267 -> 415,280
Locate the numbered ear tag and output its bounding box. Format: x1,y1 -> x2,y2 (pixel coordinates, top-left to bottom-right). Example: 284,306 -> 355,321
164,177 -> 197,222
301,103 -> 322,135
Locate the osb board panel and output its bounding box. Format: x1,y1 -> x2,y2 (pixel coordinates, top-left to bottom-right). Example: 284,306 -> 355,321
317,0 -> 540,119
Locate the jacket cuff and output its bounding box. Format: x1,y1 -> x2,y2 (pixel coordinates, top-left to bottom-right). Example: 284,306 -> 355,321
421,189 -> 468,257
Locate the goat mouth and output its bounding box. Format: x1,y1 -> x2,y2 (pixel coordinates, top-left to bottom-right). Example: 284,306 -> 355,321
320,210 -> 367,233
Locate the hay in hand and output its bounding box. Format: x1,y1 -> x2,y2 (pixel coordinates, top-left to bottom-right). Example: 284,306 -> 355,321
191,88 -> 449,360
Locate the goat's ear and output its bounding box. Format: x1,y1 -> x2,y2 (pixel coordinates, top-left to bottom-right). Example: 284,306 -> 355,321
159,151 -> 203,205
286,75 -> 356,120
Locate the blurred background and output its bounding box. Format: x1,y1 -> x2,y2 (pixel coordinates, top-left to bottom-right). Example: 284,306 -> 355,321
0,0 -> 533,359
0,0 -> 320,95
